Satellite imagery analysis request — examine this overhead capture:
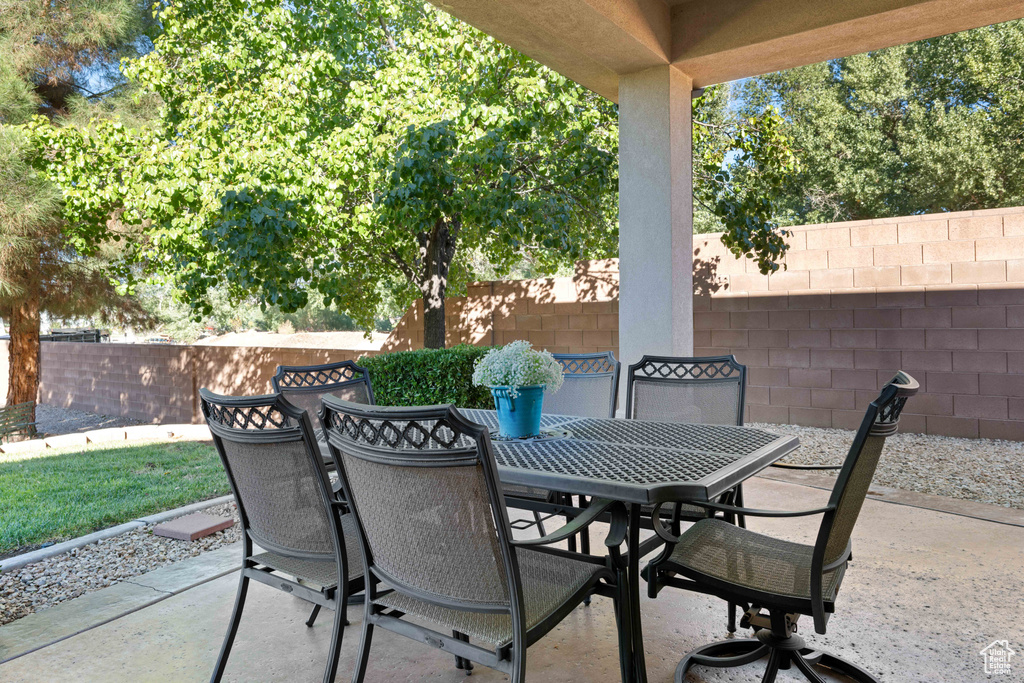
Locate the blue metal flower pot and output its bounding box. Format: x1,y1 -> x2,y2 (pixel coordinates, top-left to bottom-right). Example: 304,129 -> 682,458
491,385 -> 545,439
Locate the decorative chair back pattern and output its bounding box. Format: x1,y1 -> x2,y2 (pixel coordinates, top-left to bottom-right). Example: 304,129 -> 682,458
271,360 -> 375,424
545,352 -> 621,419
321,399 -> 518,612
200,390 -> 337,560
626,355 -> 746,426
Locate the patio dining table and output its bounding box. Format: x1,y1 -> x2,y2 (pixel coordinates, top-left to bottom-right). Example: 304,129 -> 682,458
460,408 -> 800,683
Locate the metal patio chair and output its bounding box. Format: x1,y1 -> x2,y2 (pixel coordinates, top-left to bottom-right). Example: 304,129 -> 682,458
271,359 -> 375,467
626,354 -> 748,629
320,398 -> 626,683
645,372 -> 919,683
546,351 -> 621,419
504,352 -> 622,552
200,389 -> 364,683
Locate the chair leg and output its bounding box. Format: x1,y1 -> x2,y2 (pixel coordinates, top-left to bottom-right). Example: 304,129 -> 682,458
452,631 -> 474,674
351,621 -> 374,683
760,647 -> 782,683
727,602 -> 737,633
322,597 -> 347,683
305,604 -> 322,627
211,572 -> 249,683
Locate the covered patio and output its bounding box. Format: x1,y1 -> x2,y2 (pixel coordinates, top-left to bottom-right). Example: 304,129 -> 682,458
428,0 -> 1024,389
2,476 -> 1021,681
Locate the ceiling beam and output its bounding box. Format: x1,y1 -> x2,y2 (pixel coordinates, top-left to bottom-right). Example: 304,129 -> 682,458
672,0 -> 1024,88
431,0 -> 671,100
430,0 -> 1024,99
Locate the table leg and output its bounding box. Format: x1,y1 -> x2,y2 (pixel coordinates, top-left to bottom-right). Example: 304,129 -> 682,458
627,504 -> 649,683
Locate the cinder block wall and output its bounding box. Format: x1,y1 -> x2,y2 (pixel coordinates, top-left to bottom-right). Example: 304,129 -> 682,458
383,259 -> 619,354
385,207 -> 1024,439
23,343 -> 378,423
693,208 -> 1024,440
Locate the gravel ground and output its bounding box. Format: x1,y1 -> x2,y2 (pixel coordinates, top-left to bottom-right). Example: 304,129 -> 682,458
33,404 -> 146,437
0,502 -> 240,626
751,422 -> 1024,510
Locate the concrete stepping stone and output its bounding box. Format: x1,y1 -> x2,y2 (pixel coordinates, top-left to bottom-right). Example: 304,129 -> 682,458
153,513 -> 234,541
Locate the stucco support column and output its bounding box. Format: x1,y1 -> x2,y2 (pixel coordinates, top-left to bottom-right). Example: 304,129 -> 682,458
617,65 -> 693,408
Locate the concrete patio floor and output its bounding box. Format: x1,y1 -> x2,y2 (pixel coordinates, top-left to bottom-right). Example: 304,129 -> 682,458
2,477 -> 1022,682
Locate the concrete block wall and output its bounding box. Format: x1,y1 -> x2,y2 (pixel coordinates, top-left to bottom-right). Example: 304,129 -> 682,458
692,207 -> 1024,440
384,207 -> 1024,440
383,259 -> 620,354
0,342 -> 379,423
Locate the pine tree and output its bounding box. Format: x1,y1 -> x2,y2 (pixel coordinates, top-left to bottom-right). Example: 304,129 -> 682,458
0,0 -> 153,415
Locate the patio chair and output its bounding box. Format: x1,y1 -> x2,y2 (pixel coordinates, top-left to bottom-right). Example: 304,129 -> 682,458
626,354 -> 748,629
645,371 -> 919,683
505,351 -> 621,552
546,351 -> 621,419
271,359 -> 375,467
320,398 -> 625,683
200,389 -> 365,683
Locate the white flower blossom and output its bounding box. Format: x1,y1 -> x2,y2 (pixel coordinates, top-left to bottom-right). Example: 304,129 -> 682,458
472,340 -> 564,398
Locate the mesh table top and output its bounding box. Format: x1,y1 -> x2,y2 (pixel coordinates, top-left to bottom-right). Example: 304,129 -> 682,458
461,409 -> 799,505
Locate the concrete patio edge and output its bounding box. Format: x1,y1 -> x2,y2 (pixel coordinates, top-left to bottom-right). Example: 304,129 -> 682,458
757,468 -> 1024,528
0,541 -> 243,664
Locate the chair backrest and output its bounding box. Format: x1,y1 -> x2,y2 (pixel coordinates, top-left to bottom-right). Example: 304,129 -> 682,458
321,399 -> 521,614
625,355 -> 746,426
544,352 -> 621,419
271,360 -> 375,424
200,389 -> 339,560
809,371 -> 918,630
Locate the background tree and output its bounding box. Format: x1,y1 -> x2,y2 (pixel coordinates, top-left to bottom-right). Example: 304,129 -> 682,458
0,0 -> 154,412
737,19 -> 1024,223
52,0 -> 796,350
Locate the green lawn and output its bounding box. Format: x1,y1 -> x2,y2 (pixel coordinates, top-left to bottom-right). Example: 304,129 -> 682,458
0,439 -> 228,555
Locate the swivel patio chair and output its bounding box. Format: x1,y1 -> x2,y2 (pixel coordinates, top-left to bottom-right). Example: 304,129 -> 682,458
504,351 -> 621,552
320,398 -> 626,683
271,359 -> 375,467
645,371 -> 918,683
626,354 -> 748,629
200,389 -> 364,683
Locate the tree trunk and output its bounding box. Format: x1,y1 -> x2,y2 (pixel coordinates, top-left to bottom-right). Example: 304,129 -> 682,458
7,287 -> 41,424
420,218 -> 458,349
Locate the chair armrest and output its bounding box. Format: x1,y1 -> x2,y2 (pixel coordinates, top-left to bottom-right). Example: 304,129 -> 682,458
649,501 -> 835,544
511,498 -> 616,547
683,500 -> 836,518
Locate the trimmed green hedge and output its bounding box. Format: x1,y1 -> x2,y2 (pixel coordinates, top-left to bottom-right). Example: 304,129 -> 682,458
359,345 -> 494,409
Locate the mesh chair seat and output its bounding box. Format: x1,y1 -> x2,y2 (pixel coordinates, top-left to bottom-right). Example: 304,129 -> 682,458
374,547 -> 601,646
665,519 -> 842,603
251,514 -> 365,588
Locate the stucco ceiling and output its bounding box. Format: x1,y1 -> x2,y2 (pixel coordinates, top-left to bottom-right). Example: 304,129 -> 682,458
430,0 -> 1024,99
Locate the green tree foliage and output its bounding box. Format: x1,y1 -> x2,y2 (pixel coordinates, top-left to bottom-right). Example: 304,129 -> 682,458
738,19 -> 1024,223
42,0 -> 797,350
693,85 -> 798,274
0,0 -> 153,409
77,0 -> 619,349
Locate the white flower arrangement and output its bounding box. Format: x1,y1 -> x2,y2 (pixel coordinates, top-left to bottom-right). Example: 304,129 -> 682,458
472,340 -> 564,397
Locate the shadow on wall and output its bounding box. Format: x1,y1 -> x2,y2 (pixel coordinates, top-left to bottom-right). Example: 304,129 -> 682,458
383,259 -> 620,353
